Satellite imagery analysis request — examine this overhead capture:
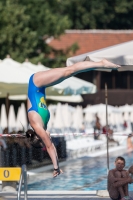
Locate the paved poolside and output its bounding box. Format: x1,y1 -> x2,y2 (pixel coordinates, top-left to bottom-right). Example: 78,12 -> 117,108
0,191 -> 133,200
0,190 -> 119,200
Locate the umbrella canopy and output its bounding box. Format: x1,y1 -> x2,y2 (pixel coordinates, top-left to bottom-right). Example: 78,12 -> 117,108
47,105 -> 55,130
0,58 -> 96,99
130,111 -> 133,123
83,103 -> 119,113
84,107 -> 95,125
16,107 -> 22,131
0,104 -> 8,131
0,58 -> 31,97
53,103 -> 64,129
72,106 -> 84,131
123,111 -> 130,121
20,103 -> 28,130
46,95 -> 83,103
8,105 -> 16,132
52,76 -> 96,95
62,104 -> 72,128
67,40 -> 133,71
16,103 -> 28,131
118,104 -> 133,112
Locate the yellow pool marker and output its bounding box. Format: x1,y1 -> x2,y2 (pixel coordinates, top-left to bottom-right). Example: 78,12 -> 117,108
0,165 -> 27,200
0,167 -> 21,181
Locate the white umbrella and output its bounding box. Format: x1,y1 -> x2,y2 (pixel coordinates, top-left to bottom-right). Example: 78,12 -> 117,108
20,103 -> 28,131
118,104 -> 133,113
67,40 -> 133,71
72,106 -> 84,131
123,111 -> 130,121
48,103 -> 75,130
46,95 -> 83,103
84,109 -> 95,125
0,126 -> 2,134
0,59 -> 31,97
130,111 -> 133,123
117,113 -> 124,124
52,76 -> 96,95
0,58 -> 97,99
47,105 -> 55,130
8,105 -> 16,132
108,112 -> 116,126
0,113 -> 2,133
16,103 -> 28,131
98,112 -> 106,127
16,107 -> 22,131
83,103 -> 119,114
22,61 -> 49,72
2,57 -> 21,68
53,103 -> 64,129
0,104 -> 8,131
62,104 -> 72,128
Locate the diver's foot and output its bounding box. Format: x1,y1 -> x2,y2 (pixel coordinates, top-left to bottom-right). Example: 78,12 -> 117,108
53,168 -> 63,178
101,59 -> 121,69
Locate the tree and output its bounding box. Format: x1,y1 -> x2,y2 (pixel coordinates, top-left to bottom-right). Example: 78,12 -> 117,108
60,0 -> 133,29
1,0 -> 133,66
0,0 -> 71,63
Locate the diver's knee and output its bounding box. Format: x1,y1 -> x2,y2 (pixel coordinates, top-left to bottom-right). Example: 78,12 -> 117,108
46,130 -> 52,138
46,130 -> 50,136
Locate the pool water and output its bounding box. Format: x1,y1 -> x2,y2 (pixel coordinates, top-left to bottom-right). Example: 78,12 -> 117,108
28,152 -> 133,191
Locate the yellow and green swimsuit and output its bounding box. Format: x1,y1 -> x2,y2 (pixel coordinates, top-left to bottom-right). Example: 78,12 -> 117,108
28,74 -> 50,129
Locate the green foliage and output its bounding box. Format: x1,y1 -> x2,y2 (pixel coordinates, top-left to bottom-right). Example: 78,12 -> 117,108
60,0 -> 133,29
0,1 -> 36,62
45,42 -> 79,68
0,0 -> 71,63
0,0 -> 133,67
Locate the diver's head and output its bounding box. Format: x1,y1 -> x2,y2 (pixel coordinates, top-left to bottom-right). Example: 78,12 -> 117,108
26,129 -> 44,148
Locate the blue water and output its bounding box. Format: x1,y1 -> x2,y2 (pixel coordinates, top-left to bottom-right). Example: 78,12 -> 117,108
28,152 -> 133,191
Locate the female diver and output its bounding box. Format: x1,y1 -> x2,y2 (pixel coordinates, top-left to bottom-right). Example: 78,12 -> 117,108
27,59 -> 120,177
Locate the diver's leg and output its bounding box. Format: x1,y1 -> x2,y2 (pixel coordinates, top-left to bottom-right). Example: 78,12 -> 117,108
33,59 -> 120,88
46,131 -> 58,157
46,130 -> 63,177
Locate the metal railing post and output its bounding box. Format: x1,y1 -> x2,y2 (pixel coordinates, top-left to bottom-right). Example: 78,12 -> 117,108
17,164 -> 27,200
22,164 -> 27,200
17,173 -> 23,200
0,165 -> 27,200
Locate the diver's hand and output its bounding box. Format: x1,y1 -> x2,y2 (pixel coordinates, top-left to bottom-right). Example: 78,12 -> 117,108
53,168 -> 63,178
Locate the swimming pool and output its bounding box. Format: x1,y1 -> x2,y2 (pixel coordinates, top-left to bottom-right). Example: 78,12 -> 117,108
28,152 -> 133,191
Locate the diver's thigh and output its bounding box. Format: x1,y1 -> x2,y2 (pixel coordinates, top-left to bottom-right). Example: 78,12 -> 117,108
33,68 -> 67,88
28,111 -> 44,128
